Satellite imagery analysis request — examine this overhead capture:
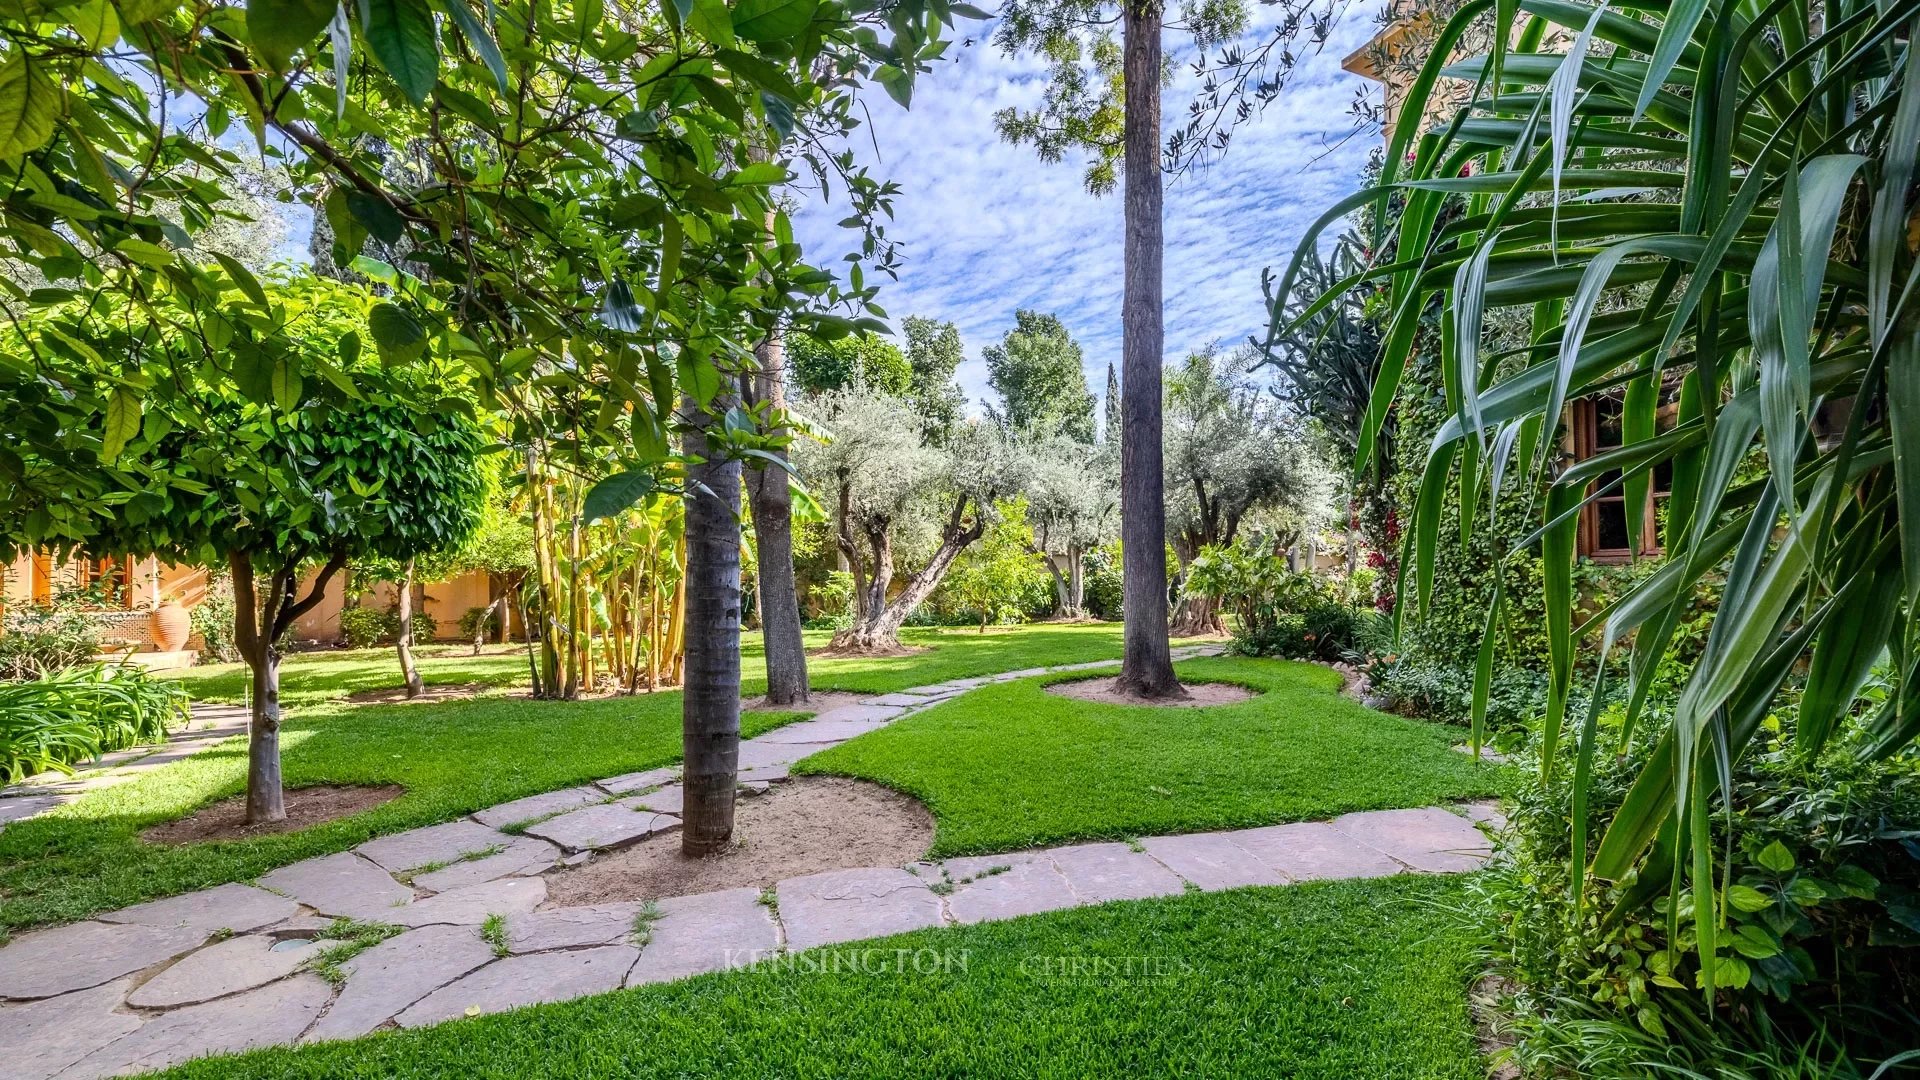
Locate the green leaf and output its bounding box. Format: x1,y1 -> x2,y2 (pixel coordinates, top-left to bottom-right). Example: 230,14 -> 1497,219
213,252 -> 270,308
362,0 -> 440,104
1726,884 -> 1772,912
368,302 -> 428,363
1756,840 -> 1795,874
345,190 -> 407,245
248,0 -> 337,71
731,0 -> 815,42
68,0 -> 119,47
582,469 -> 656,521
271,357 -> 303,411
436,0 -> 507,91
102,386 -> 140,460
0,53 -> 62,158
685,0 -> 733,46
112,237 -> 173,269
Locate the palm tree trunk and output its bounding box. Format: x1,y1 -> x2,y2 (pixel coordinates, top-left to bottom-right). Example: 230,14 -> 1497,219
747,329 -> 810,704
1116,0 -> 1183,699
681,394 -> 742,855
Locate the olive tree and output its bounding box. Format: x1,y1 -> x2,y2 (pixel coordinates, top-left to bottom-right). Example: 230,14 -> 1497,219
795,386 -> 1027,650
1023,434 -> 1117,618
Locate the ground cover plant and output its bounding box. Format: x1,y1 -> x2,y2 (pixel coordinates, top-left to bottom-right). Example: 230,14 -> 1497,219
0,664 -> 191,783
0,695 -> 805,931
797,656 -> 1505,855
152,875 -> 1488,1080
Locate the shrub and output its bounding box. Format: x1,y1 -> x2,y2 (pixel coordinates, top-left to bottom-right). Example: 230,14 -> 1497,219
1083,543 -> 1122,620
0,597 -> 101,680
190,581 -> 238,663
409,612 -> 437,644
1367,655 -> 1548,734
1185,541 -> 1369,660
457,605 -> 497,641
1481,718 -> 1920,1075
0,663 -> 189,783
338,607 -> 394,649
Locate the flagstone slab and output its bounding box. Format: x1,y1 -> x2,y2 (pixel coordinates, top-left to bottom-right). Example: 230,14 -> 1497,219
736,740 -> 830,770
303,925 -> 495,1043
752,717 -> 888,744
594,767 -> 678,796
1140,832 -> 1289,890
777,868 -> 944,952
1330,806 -> 1493,873
257,853 -> 415,920
522,804 -> 678,853
736,761 -> 791,783
943,854 -> 1080,925
98,882 -> 296,938
472,787 -> 605,830
127,934 -> 321,1008
1047,843 -> 1186,904
393,945 -> 638,1028
357,820 -> 512,874
62,974 -> 332,1080
1,978 -> 143,1080
628,887 -> 778,985
0,794 -> 64,826
900,683 -> 964,695
0,920 -> 205,1000
1461,800 -> 1507,830
618,783 -> 683,814
865,693 -> 934,707
1228,821 -> 1402,881
389,877 -> 547,928
506,902 -> 644,954
411,837 -> 560,893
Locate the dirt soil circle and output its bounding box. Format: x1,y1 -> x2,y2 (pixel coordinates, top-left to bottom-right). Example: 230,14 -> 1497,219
142,784 -> 405,845
739,691 -> 869,714
545,776 -> 933,906
1044,677 -> 1257,708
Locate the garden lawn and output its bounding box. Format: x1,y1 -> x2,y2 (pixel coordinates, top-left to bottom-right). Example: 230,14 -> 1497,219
0,694 -> 803,932
163,645 -> 531,707
797,655 -> 1507,856
156,875 -> 1486,1080
746,622 -> 1213,697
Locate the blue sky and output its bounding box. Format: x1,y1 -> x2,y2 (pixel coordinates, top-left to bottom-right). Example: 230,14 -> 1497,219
791,1 -> 1388,416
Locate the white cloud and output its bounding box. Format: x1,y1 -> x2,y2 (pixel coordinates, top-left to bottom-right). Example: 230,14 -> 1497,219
792,1 -> 1387,416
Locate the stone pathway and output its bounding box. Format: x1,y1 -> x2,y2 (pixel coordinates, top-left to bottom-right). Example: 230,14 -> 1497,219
0,645 -> 1505,1079
0,704 -> 252,829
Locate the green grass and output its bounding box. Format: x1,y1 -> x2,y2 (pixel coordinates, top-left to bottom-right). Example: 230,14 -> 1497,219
0,694 -> 805,931
796,656 -> 1507,857
163,644 -> 531,707
155,875 -> 1486,1080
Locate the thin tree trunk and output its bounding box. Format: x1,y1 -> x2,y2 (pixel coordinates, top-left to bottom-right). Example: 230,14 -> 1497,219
1116,0 -> 1184,700
1068,545 -> 1086,617
231,553 -> 285,824
395,559 -> 423,698
681,394 -> 742,856
832,500 -> 982,651
746,329 -> 810,705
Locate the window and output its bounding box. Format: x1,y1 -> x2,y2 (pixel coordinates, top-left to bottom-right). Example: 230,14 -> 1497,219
1570,392 -> 1672,561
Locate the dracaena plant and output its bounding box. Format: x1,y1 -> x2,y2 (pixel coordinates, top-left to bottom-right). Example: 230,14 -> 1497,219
1271,0 -> 1920,1000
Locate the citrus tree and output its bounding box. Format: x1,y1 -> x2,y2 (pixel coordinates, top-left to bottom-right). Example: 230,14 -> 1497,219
1272,0 -> 1920,1000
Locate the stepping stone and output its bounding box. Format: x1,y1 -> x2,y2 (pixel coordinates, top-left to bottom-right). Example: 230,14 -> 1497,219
900,684 -> 963,695
303,925 -> 495,1042
257,853 -> 414,920
618,784 -> 683,814
943,854 -> 1080,925
1330,806 -> 1493,873
628,887 -> 778,985
506,902 -> 645,954
99,882 -> 297,938
389,877 -> 547,928
472,786 -> 605,830
62,974 -> 331,1079
1048,843 -> 1186,904
776,867 -> 944,951
0,921 -> 205,1000
127,934 -> 321,1008
999,667 -> 1048,679
752,718 -> 888,744
735,742 -> 818,771
1050,660 -> 1120,671
357,820 -> 512,874
594,767 -> 677,796
522,804 -> 678,852
0,978 -> 143,1080
738,780 -> 773,795
411,837 -> 560,893
1461,800 -> 1508,830
1228,821 -> 1402,881
865,693 -> 933,707
737,762 -> 790,783
1140,832 -> 1288,891
393,945 -> 638,1028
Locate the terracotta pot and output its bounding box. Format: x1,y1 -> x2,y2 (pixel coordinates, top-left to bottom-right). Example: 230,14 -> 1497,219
150,602 -> 191,652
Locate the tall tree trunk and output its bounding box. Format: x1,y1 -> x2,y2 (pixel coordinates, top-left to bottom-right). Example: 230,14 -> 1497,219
681,395 -> 743,856
395,559 -> 424,698
746,330 -> 810,705
1116,0 -> 1183,699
